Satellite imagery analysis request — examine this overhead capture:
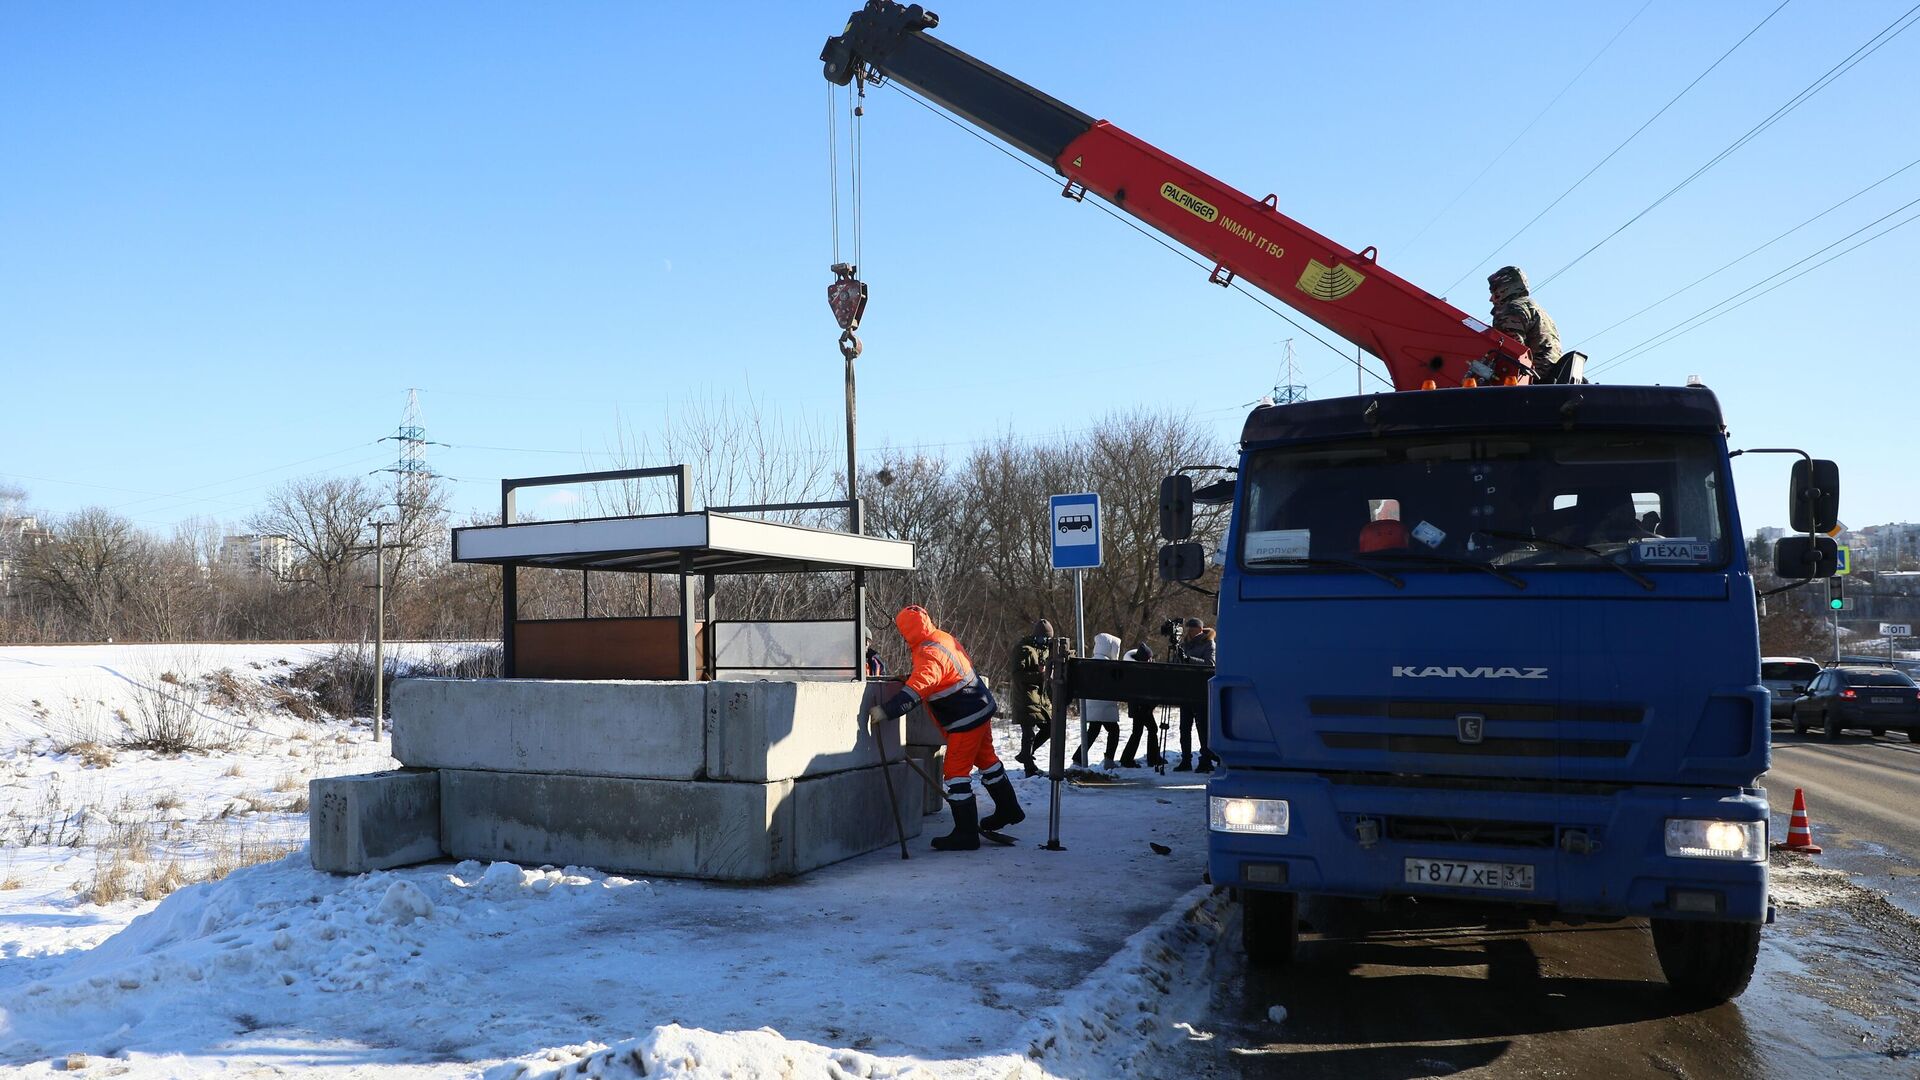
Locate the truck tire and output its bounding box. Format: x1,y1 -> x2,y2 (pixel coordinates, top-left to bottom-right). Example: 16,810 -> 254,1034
1241,889 -> 1298,967
1650,918 -> 1760,1004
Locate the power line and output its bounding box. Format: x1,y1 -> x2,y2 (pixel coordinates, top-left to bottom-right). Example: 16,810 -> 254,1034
1537,1 -> 1920,289
883,82 -> 1394,391
1591,197 -> 1920,374
1575,154 -> 1920,348
1397,0 -> 1654,255
1439,0 -> 1792,298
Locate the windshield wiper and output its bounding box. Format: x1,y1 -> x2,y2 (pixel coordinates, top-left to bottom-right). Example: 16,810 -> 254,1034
1251,556 -> 1404,588
1472,529 -> 1655,591
1356,549 -> 1526,590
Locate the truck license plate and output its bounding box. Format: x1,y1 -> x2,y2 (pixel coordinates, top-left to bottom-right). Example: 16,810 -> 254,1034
1403,858 -> 1534,892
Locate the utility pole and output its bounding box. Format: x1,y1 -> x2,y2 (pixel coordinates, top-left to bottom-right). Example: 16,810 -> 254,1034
370,520 -> 390,740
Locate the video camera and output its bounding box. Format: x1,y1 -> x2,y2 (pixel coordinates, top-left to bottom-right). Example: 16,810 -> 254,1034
1158,618 -> 1189,662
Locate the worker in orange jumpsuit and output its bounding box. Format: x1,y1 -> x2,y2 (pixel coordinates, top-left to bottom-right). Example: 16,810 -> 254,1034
869,605 -> 1024,850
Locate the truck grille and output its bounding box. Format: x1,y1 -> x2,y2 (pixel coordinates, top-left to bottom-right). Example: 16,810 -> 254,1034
1320,732 -> 1630,758
1386,816 -> 1558,849
1310,698 -> 1644,760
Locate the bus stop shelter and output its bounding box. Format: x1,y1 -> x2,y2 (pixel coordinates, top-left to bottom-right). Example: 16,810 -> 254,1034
452,465 -> 914,681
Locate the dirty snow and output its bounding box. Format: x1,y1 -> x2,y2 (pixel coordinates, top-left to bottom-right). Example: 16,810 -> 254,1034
0,643 -> 1219,1078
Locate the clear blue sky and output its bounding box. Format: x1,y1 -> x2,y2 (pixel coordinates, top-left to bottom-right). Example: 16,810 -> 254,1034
3,2 -> 1914,534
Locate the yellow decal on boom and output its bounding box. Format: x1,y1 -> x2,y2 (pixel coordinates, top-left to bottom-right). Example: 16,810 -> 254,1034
1297,259 -> 1366,302
1160,182 -> 1218,223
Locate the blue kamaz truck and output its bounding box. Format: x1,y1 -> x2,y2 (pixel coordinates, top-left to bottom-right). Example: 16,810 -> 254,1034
1160,384 -> 1838,1003
822,1 -> 1843,1003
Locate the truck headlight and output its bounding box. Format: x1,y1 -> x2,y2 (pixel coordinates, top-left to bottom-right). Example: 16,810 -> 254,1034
1210,796 -> 1289,835
1664,818 -> 1764,861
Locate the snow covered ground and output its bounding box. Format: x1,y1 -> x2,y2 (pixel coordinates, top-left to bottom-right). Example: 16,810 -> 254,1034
0,644 -> 1218,1078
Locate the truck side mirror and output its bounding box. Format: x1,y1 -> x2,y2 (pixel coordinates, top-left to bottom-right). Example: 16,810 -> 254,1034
1774,534 -> 1837,579
1789,459 -> 1840,534
1159,475 -> 1193,542
1159,542 -> 1206,581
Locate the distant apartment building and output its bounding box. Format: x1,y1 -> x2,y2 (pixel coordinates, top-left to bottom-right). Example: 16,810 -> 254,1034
1856,522 -> 1920,569
219,534 -> 295,580
0,515 -> 44,594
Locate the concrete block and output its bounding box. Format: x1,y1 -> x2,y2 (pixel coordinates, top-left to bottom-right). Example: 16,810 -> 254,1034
867,678 -> 948,747
707,680 -> 906,782
309,770 -> 442,874
392,678 -> 707,780
906,746 -> 945,814
439,769 -> 795,881
792,762 -> 924,872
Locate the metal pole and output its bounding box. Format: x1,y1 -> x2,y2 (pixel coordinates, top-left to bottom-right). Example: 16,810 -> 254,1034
1832,579 -> 1841,664
846,353 -> 866,681
372,520 -> 387,741
1044,647 -> 1066,851
869,718 -> 910,860
1073,568 -> 1086,763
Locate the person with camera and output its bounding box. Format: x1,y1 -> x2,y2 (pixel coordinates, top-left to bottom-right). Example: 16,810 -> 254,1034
1008,619 -> 1058,777
1174,616 -> 1218,773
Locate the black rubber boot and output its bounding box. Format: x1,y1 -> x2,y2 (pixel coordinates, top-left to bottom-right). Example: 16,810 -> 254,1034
931,797 -> 981,851
979,775 -> 1026,832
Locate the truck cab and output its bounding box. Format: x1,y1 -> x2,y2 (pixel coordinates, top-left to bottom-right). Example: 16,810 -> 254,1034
1194,383 -> 1781,1002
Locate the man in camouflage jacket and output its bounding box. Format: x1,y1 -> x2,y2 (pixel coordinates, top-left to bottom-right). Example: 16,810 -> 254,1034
1488,266 -> 1566,383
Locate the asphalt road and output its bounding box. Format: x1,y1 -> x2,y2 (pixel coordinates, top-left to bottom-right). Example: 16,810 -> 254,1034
1167,731 -> 1920,1077
1766,726 -> 1920,915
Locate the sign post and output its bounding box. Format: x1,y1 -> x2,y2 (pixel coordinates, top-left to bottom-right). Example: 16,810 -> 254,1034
1046,493 -> 1102,852
1882,622 -> 1912,665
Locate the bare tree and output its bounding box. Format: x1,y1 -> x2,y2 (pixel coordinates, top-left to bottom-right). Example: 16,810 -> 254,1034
24,508 -> 150,639
250,476 -> 382,637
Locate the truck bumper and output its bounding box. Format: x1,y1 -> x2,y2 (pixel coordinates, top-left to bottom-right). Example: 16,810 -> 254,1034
1207,771 -> 1769,923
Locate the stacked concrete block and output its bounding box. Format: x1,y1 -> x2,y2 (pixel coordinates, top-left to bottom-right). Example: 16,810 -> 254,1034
871,677 -> 951,814
312,678 -> 923,881
309,770 -> 443,874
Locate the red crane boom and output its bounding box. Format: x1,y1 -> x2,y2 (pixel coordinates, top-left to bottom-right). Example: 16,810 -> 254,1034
823,2 -> 1532,391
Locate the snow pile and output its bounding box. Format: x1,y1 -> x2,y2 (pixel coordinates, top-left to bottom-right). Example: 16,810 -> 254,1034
1014,885 -> 1228,1078
484,1026 -> 921,1080
0,858 -> 644,1063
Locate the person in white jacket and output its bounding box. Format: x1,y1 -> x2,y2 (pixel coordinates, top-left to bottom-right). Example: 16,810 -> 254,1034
1072,632 -> 1124,770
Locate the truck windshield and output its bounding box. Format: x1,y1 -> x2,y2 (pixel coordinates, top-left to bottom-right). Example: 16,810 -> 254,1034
1240,430 -> 1729,573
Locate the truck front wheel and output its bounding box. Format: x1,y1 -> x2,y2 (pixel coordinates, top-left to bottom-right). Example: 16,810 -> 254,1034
1650,918 -> 1760,1004
1240,889 -> 1298,967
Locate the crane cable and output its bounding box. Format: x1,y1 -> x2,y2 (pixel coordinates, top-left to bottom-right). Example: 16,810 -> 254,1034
826,82 -> 841,266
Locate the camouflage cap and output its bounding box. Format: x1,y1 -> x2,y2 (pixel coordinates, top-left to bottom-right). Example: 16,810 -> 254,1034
1488,265 -> 1530,301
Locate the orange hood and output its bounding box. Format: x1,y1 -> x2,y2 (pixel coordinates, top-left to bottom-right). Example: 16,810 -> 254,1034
895,605 -> 936,645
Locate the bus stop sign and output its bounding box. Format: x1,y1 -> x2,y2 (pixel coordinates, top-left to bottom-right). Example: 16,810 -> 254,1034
1050,493 -> 1102,570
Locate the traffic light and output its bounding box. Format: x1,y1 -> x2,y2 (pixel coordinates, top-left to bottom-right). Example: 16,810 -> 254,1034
1829,577 -> 1844,611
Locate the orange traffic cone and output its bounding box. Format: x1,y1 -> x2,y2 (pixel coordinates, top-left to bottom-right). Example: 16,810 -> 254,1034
1772,788 -> 1822,854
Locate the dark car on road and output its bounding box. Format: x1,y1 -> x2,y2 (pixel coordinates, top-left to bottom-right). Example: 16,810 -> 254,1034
1789,666 -> 1920,741
1761,657 -> 1822,721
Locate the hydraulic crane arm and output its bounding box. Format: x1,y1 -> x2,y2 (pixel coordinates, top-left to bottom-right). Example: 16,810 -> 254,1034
823,2 -> 1531,391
